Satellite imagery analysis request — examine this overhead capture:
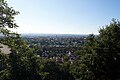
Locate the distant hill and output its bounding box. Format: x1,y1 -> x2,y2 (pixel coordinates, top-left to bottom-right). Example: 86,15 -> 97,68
21,33 -> 90,38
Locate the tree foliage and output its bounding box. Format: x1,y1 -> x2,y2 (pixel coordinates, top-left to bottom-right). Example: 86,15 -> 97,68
94,19 -> 120,80
70,34 -> 97,80
0,0 -> 42,80
70,19 -> 120,80
1,0 -> 120,80
0,0 -> 19,28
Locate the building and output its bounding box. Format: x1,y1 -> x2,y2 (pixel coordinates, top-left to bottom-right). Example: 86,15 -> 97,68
0,43 -> 11,54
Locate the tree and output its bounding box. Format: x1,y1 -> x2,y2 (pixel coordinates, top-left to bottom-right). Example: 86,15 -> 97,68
0,0 -> 19,79
70,34 -> 97,80
71,19 -> 120,80
94,19 -> 120,80
0,52 -> 9,80
9,47 -> 42,80
0,0 -> 19,28
40,59 -> 74,80
0,1 -> 42,80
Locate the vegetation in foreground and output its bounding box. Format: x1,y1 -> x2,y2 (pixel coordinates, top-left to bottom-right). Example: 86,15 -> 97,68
1,0 -> 120,80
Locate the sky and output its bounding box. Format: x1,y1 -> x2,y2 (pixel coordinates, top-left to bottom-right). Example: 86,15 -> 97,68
7,0 -> 120,34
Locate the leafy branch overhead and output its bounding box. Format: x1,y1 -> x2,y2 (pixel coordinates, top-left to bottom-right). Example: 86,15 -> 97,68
0,0 -> 19,28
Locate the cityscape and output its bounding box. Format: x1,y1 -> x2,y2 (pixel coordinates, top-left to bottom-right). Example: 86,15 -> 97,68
1,0 -> 120,80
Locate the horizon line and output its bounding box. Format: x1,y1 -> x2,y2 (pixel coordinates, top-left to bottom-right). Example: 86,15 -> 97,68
19,32 -> 99,35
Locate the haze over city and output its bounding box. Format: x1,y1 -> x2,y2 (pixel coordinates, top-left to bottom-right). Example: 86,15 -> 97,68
8,0 -> 120,34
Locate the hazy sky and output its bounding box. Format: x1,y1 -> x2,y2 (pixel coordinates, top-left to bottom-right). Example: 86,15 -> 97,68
8,0 -> 120,34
